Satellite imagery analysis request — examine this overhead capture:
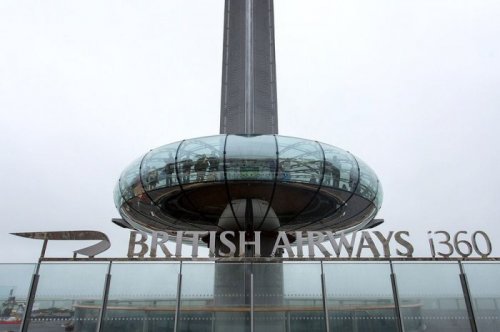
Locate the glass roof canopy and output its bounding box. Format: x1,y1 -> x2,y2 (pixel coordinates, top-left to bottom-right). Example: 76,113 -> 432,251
114,135 -> 382,234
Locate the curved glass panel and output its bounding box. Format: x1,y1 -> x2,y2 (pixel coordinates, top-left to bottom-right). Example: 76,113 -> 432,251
113,181 -> 124,209
176,135 -> 225,185
374,181 -> 384,210
115,135 -> 382,233
272,136 -> 323,227
224,135 -> 278,229
225,135 -> 277,181
320,143 -> 358,192
276,136 -> 323,184
118,155 -> 171,228
119,156 -> 145,202
355,157 -> 378,202
140,141 -> 181,191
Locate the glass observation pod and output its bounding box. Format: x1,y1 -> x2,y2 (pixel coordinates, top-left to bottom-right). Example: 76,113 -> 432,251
114,135 -> 382,234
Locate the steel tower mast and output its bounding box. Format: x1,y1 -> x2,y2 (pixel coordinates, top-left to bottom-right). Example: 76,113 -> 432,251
220,0 -> 278,135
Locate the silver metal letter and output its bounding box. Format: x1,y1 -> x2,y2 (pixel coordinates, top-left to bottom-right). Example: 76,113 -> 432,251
395,231 -> 414,257
175,231 -> 184,258
271,231 -> 294,257
472,231 -> 492,258
356,231 -> 380,258
219,231 -> 236,257
324,231 -> 357,258
295,232 -> 304,258
307,231 -> 331,258
372,231 -> 394,258
128,231 -> 149,258
186,231 -> 206,258
239,231 -> 261,257
209,231 -> 217,257
150,231 -> 172,258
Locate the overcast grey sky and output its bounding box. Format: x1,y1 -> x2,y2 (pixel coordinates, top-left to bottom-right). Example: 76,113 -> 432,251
1,0 -> 500,262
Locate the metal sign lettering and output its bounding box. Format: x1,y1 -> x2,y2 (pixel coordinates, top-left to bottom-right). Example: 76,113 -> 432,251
127,229 -> 490,259
11,231 -> 111,258
11,229 -> 493,259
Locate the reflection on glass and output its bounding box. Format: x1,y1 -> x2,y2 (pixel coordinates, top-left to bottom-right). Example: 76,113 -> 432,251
320,143 -> 358,191
253,263 -> 325,331
463,262 -> 500,332
394,262 -> 472,332
0,264 -> 35,329
102,263 -> 180,332
374,183 -> 384,210
277,136 -> 323,184
117,135 -> 383,199
225,135 -> 277,181
115,135 -> 383,233
323,262 -> 397,332
119,157 -> 145,202
28,263 -> 108,332
113,182 -> 124,209
177,136 -> 225,185
178,263 -> 250,332
140,141 -> 181,190
355,157 -> 378,202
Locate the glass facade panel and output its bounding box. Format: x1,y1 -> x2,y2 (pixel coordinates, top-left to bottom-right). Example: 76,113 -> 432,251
262,262 -> 325,332
28,263 -> 108,332
5,260 -> 500,331
225,135 -> 278,230
374,183 -> 384,210
119,157 -> 145,202
323,262 -> 397,332
320,143 -> 358,191
354,157 -> 379,202
225,135 -> 277,181
253,262 -> 325,331
0,264 -> 35,330
140,141 -> 182,190
113,182 -> 124,209
177,136 -> 225,185
394,262 -> 471,332
114,135 -> 383,233
276,136 -> 323,184
463,262 -> 500,332
273,136 -> 323,227
178,262 -> 251,332
102,262 -> 180,332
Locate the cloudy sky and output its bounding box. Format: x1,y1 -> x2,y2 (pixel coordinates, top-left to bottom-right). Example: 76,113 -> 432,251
1,0 -> 500,262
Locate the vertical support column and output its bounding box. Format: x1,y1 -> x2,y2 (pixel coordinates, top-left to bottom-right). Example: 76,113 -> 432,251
389,260 -> 405,332
96,261 -> 112,332
250,272 -> 254,332
320,261 -> 330,332
20,239 -> 48,332
173,261 -> 183,332
458,261 -> 478,332
220,0 -> 278,135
